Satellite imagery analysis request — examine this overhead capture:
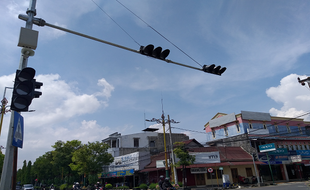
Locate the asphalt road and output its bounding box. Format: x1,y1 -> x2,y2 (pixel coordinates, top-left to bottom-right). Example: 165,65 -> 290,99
240,181 -> 310,190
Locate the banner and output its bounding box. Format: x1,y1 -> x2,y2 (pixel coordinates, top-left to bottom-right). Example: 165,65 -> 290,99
190,151 -> 220,164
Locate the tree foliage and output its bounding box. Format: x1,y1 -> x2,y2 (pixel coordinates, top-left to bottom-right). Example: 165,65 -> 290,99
173,142 -> 195,167
0,151 -> 4,179
69,141 -> 113,175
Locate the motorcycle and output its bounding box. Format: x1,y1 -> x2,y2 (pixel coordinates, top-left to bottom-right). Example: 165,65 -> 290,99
251,176 -> 258,184
238,175 -> 249,184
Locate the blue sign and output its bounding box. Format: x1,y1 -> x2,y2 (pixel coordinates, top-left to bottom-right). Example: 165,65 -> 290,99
259,143 -> 276,152
269,148 -> 288,155
12,111 -> 24,148
101,169 -> 134,178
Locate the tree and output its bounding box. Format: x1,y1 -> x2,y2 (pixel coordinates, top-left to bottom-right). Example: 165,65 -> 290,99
22,160 -> 27,185
0,151 -> 4,180
173,142 -> 195,188
69,141 -> 113,180
26,160 -> 32,184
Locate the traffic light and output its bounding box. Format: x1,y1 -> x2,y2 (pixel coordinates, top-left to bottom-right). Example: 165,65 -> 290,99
139,44 -> 170,60
202,64 -> 226,76
10,67 -> 43,112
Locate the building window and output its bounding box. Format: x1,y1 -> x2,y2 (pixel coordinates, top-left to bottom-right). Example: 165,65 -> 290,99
149,140 -> 155,147
224,126 -> 228,136
134,138 -> 139,148
236,123 -> 240,132
263,123 -> 267,129
249,122 -> 253,129
275,125 -> 279,133
299,126 -> 303,134
286,124 -> 291,133
246,168 -> 253,177
212,129 -> 216,139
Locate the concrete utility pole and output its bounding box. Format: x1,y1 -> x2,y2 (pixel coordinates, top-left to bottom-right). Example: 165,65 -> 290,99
167,115 -> 178,184
0,0 -> 37,189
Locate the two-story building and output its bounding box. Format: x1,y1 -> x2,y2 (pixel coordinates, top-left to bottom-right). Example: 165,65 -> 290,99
204,110 -> 310,182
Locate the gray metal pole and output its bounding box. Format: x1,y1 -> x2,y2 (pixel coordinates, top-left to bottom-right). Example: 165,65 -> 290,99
0,0 -> 36,189
167,115 -> 178,184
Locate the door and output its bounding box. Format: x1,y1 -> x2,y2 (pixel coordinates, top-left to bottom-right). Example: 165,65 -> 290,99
195,173 -> 206,186
231,168 -> 238,183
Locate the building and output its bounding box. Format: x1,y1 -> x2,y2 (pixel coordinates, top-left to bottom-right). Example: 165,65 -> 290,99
204,110 -> 310,182
141,139 -> 262,186
102,131 -> 189,157
100,131 -> 189,187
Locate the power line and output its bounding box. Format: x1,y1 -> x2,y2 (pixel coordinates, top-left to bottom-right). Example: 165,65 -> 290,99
115,0 -> 203,68
91,0 -> 141,46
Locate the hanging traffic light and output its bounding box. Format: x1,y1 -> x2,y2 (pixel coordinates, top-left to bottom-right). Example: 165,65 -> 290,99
10,67 -> 43,112
202,64 -> 226,76
139,44 -> 170,60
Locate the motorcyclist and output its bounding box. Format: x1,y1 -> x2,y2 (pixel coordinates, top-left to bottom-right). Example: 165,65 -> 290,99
162,177 -> 174,190
74,182 -> 81,190
95,182 -> 101,189
158,175 -> 165,190
50,184 -> 55,189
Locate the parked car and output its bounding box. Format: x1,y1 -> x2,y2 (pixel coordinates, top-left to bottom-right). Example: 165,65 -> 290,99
16,185 -> 22,190
22,184 -> 34,190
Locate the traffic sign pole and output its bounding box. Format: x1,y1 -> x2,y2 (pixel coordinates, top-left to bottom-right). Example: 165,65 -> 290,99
0,0 -> 37,189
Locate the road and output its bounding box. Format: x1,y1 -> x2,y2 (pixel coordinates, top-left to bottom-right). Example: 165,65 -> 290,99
240,181 -> 310,190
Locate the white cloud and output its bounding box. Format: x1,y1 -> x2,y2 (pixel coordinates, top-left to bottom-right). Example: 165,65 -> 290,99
0,73 -> 115,168
266,74 -> 310,120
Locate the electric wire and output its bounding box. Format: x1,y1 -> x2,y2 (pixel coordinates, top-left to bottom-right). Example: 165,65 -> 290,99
91,0 -> 141,46
115,0 -> 203,68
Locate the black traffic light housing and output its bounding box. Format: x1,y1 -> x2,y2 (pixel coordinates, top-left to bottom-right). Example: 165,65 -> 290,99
10,67 -> 43,112
140,44 -> 170,60
202,64 -> 226,76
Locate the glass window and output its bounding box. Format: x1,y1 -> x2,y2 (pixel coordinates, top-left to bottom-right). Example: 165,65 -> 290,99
149,140 -> 155,147
263,123 -> 267,129
236,123 -> 240,132
249,123 -> 253,129
287,125 -> 291,133
212,129 -> 216,139
275,125 -> 279,133
134,138 -> 139,147
224,127 -> 228,136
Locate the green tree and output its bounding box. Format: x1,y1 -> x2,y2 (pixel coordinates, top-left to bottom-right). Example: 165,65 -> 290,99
26,160 -> 32,184
173,142 -> 195,188
32,152 -> 55,183
51,140 -> 82,183
69,141 -> 113,177
0,151 -> 4,179
21,160 -> 27,185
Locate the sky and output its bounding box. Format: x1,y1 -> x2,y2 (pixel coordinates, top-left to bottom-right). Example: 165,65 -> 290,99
1,0 -> 310,169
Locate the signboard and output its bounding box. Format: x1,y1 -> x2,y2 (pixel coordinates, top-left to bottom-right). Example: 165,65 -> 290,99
109,152 -> 150,172
12,111 -> 24,148
190,167 -> 208,174
208,168 -> 213,173
259,143 -> 276,152
190,151 -> 220,164
269,148 -> 288,155
290,155 -> 302,163
101,169 -> 134,178
219,167 -> 223,170
156,160 -> 170,168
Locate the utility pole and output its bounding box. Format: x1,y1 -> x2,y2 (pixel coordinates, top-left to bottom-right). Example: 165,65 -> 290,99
167,115 -> 179,184
0,0 -> 37,189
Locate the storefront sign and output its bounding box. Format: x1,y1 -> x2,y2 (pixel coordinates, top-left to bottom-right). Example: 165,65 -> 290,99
190,167 -> 208,174
156,160 -> 170,168
290,155 -> 302,163
190,151 -> 220,164
101,169 -> 134,178
109,151 -> 150,172
259,143 -> 276,152
269,148 -> 288,155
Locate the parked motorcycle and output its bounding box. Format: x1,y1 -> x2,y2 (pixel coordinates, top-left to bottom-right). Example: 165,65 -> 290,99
238,175 -> 249,184
251,176 -> 258,184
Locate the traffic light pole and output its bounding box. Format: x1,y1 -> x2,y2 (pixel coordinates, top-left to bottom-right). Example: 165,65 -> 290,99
0,0 -> 37,189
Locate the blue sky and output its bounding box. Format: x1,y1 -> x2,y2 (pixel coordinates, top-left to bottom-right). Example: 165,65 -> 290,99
1,0 -> 310,168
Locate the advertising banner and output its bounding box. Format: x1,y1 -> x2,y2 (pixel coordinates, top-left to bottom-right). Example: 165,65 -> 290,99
109,152 -> 139,172
190,151 -> 220,164
101,169 -> 134,178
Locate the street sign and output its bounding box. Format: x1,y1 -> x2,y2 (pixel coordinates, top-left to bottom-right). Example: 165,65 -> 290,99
219,167 -> 223,170
259,143 -> 276,152
208,168 -> 213,173
12,111 -> 24,148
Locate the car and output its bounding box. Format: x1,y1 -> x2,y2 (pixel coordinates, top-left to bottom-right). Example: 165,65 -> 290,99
16,185 -> 22,190
22,184 -> 34,190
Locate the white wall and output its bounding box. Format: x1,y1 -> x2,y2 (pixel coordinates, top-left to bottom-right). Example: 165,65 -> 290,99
120,132 -> 158,148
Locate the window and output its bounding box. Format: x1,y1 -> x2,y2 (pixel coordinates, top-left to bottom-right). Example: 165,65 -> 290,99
224,126 -> 228,136
236,123 -> 240,132
212,129 -> 216,139
246,168 -> 253,177
298,126 -> 303,134
149,140 -> 155,147
249,122 -> 253,129
207,169 -> 222,179
275,125 -> 279,133
134,138 -> 139,148
263,123 -> 267,129
287,124 -> 291,133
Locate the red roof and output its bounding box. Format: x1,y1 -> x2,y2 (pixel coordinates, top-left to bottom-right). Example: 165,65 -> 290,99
142,146 -> 257,172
